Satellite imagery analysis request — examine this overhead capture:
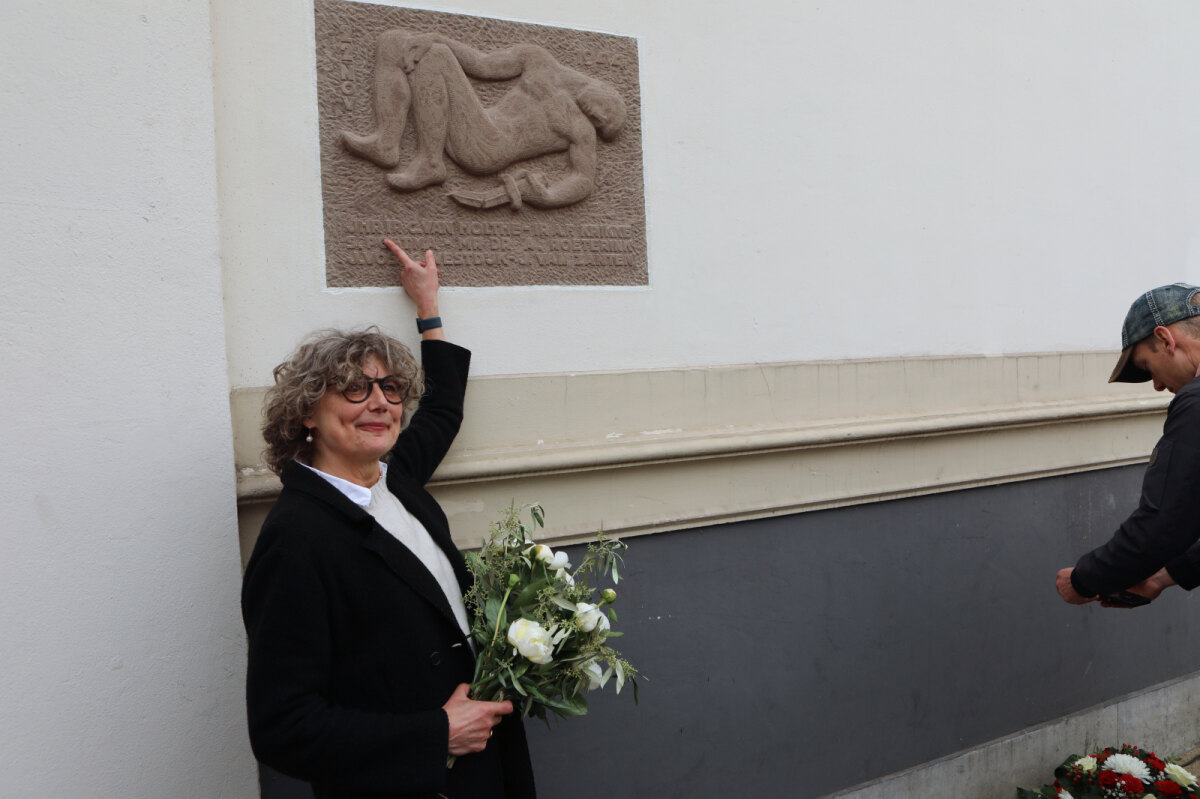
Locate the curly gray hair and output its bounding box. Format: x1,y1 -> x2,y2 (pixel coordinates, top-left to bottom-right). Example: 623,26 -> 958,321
261,327 -> 423,475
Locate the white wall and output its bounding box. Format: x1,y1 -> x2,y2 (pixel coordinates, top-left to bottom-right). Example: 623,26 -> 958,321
217,0 -> 1200,385
0,1 -> 257,795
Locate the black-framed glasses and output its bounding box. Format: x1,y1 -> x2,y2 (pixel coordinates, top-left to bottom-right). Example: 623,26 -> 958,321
340,375 -> 410,404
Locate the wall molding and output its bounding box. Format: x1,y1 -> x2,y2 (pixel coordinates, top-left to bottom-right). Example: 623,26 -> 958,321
233,351 -> 1168,551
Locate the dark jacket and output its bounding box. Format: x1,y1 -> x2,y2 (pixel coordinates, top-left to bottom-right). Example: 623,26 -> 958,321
242,340 -> 535,799
1072,375 -> 1200,597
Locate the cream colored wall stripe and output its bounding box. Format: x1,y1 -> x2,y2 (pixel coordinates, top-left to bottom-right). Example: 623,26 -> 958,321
234,351 -> 1168,557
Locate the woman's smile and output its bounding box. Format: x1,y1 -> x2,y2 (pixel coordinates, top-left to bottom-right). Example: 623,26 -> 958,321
304,355 -> 406,483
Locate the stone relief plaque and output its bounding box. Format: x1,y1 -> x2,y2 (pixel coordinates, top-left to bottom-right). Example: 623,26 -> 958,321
315,0 -> 647,287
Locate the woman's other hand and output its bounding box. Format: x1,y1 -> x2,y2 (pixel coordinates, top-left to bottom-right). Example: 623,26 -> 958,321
384,239 -> 444,340
443,683 -> 513,756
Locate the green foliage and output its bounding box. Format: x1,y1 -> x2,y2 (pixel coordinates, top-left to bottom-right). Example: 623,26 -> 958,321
460,503 -> 640,722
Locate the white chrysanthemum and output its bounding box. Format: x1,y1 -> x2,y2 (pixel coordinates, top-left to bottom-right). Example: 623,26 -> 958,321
1165,763 -> 1198,787
1102,753 -> 1151,781
1057,789 -> 1074,799
1075,756 -> 1097,774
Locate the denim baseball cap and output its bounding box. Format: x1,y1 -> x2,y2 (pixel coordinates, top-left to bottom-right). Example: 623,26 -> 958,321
1109,283 -> 1200,383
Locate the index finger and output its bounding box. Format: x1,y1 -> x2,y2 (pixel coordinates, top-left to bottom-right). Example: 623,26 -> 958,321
383,238 -> 420,267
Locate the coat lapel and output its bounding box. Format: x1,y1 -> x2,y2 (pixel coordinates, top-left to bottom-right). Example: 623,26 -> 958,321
281,461 -> 466,635
359,522 -> 464,633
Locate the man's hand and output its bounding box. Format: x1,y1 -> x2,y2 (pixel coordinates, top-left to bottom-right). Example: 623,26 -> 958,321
1100,567 -> 1176,608
1056,567 -> 1096,605
443,684 -> 513,756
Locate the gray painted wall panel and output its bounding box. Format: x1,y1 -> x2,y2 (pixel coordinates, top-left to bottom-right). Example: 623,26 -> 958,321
526,465 -> 1200,797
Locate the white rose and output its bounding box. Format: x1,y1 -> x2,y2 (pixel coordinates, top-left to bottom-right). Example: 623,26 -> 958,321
530,544 -> 575,586
1165,763 -> 1198,787
574,602 -> 611,633
582,659 -> 605,690
1075,756 -> 1097,774
531,545 -> 571,571
507,618 -> 554,665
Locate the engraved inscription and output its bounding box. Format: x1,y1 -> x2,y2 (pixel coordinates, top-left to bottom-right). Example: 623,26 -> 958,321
315,0 -> 647,287
336,218 -> 638,272
335,30 -> 356,111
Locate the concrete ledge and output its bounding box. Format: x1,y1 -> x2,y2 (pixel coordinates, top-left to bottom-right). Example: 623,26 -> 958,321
824,670 -> 1200,799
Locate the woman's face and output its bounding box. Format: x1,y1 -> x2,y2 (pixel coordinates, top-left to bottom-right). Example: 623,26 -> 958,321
304,355 -> 405,479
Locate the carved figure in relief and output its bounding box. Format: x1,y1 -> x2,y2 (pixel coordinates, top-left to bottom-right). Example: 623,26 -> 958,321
341,31 -> 627,209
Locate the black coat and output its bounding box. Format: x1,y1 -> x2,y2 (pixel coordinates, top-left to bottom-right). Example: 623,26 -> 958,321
1072,375 -> 1200,597
242,340 -> 536,799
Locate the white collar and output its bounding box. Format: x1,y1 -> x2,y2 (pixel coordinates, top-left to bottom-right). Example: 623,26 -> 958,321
297,460 -> 388,508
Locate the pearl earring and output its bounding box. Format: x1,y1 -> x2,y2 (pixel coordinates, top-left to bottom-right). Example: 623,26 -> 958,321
305,429 -> 314,443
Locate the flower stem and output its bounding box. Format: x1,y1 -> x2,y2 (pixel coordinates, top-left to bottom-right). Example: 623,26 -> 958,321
489,582 -> 517,651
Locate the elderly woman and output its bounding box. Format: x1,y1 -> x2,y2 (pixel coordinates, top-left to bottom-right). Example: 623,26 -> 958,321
242,241 -> 536,799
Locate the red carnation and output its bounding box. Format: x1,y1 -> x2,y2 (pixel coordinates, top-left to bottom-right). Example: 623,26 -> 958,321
1155,780 -> 1185,797
1147,755 -> 1167,772
1098,771 -> 1119,788
1121,773 -> 1144,794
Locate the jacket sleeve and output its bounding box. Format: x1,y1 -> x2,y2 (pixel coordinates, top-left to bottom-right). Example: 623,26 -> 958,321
1165,539 -> 1200,591
1071,386 -> 1200,597
242,530 -> 450,794
389,339 -> 472,485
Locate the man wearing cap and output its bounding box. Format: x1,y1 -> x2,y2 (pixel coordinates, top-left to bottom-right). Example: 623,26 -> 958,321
1056,283 -> 1200,606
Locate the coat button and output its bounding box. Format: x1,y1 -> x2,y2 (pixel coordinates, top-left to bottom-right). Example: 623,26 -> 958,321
429,650 -> 442,666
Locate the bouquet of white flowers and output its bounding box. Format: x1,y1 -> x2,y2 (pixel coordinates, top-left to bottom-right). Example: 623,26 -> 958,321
461,503 -> 638,722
